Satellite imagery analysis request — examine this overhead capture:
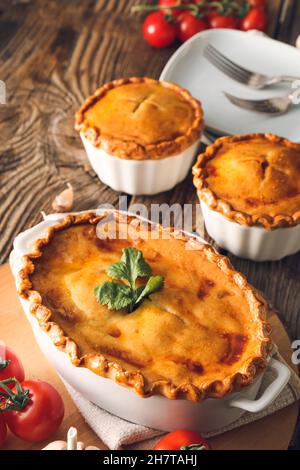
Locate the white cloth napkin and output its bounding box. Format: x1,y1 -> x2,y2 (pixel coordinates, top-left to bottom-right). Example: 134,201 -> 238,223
63,350 -> 300,450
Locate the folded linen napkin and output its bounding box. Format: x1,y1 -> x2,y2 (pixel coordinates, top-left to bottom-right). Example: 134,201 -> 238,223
63,349 -> 300,450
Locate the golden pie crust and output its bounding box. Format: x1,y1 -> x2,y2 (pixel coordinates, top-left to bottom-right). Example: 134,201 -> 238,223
193,133 -> 300,230
17,212 -> 271,402
75,77 -> 204,160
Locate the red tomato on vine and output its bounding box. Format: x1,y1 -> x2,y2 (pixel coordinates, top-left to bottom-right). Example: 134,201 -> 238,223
209,14 -> 237,29
1,379 -> 64,443
177,12 -> 208,42
0,416 -> 7,448
240,8 -> 268,31
0,345 -> 25,388
143,12 -> 177,48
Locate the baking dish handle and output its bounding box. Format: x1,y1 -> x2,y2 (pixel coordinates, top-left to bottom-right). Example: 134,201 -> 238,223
228,358 -> 291,413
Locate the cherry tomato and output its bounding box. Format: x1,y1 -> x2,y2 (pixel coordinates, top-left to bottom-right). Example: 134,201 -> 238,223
0,345 -> 25,388
143,12 -> 177,48
153,430 -> 211,450
0,416 -> 7,449
158,0 -> 184,17
209,14 -> 237,29
4,380 -> 64,443
177,12 -> 208,42
248,0 -> 267,10
240,8 -> 267,31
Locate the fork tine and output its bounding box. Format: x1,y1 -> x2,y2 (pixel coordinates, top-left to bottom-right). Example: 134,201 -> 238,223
224,94 -> 261,112
205,50 -> 251,82
204,46 -> 253,83
228,97 -> 270,109
204,47 -> 251,84
205,45 -> 252,78
205,51 -> 248,84
223,92 -> 280,114
224,92 -> 262,110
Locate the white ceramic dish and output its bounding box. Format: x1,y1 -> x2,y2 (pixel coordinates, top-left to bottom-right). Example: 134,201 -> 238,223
160,29 -> 300,142
11,211 -> 291,432
201,201 -> 300,262
81,134 -> 201,196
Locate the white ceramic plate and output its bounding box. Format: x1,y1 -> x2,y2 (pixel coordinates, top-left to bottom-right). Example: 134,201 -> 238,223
160,29 -> 300,141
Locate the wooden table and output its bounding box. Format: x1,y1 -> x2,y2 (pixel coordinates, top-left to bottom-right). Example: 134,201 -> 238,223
0,0 -> 300,448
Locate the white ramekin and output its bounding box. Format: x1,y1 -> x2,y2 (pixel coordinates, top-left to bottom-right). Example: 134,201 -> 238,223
81,135 -> 200,196
201,201 -> 300,262
10,211 -> 290,433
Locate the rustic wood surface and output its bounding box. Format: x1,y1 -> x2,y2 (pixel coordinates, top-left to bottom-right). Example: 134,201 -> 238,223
0,0 -> 299,448
0,263 -> 298,451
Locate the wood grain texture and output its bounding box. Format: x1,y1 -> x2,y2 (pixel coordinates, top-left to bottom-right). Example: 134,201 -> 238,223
0,1 -> 299,362
0,0 -> 176,262
0,263 -> 298,450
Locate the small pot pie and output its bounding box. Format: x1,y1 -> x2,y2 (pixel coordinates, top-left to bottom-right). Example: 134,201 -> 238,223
193,134 -> 300,261
75,77 -> 203,195
18,211 -> 271,402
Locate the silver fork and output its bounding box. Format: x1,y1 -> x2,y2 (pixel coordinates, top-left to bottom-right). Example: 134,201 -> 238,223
204,44 -> 300,89
224,88 -> 300,114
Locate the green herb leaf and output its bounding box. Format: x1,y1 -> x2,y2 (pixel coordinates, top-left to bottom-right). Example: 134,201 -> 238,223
107,261 -> 130,281
94,248 -> 163,313
94,282 -> 132,310
135,276 -> 164,304
107,247 -> 152,289
121,247 -> 152,286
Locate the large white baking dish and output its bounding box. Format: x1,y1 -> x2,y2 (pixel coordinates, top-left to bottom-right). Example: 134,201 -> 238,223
10,211 -> 291,433
201,201 -> 300,262
81,135 -> 200,196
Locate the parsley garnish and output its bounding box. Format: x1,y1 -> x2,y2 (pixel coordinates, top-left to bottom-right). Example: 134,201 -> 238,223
94,247 -> 164,312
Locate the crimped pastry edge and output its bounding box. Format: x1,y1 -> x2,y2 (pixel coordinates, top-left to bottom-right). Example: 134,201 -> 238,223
17,211 -> 272,402
75,77 -> 204,160
192,133 -> 300,230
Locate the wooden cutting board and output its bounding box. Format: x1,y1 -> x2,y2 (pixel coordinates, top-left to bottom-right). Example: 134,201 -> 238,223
0,263 -> 298,451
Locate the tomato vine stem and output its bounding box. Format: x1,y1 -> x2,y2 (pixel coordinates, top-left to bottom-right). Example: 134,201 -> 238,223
132,1 -> 249,18
0,378 -> 30,412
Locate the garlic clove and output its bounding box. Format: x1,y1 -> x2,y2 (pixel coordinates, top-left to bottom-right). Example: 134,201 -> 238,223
77,441 -> 85,450
43,441 -> 67,450
67,426 -> 78,450
52,183 -> 74,213
42,427 -> 100,450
